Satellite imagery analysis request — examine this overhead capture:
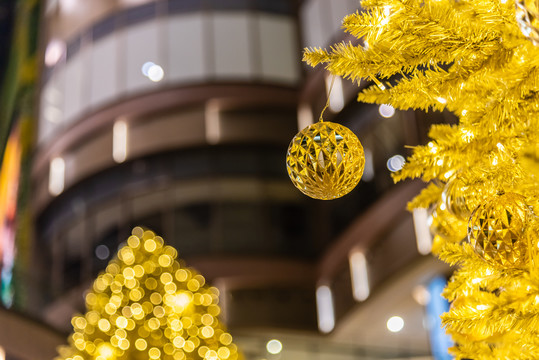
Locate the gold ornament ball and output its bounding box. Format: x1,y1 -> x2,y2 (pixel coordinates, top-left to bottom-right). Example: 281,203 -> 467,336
428,203 -> 467,241
467,192 -> 531,268
442,176 -> 489,221
286,121 -> 365,200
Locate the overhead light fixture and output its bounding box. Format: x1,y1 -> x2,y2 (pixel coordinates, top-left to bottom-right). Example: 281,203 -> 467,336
45,39 -> 66,67
349,250 -> 369,301
266,339 -> 282,355
387,315 -> 404,333
413,208 -> 433,255
49,156 -> 65,196
316,285 -> 335,333
378,104 -> 395,118
113,120 -> 128,163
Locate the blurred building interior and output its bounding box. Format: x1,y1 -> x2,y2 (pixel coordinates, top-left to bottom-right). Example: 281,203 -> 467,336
0,0 -> 456,359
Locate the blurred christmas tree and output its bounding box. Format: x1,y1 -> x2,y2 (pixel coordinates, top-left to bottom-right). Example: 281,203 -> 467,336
56,227 -> 241,360
304,0 -> 539,359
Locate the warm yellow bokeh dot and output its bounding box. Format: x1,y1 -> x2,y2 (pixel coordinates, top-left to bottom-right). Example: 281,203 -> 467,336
98,319 -> 111,332
127,235 -> 140,248
145,277 -> 157,290
86,292 -> 97,306
129,289 -> 142,302
148,347 -> 161,359
115,329 -> 127,339
154,306 -> 165,318
116,316 -> 128,329
165,282 -> 177,294
144,239 -> 157,252
205,350 -> 218,360
132,226 -> 144,238
218,347 -> 231,359
87,311 -> 100,324
150,292 -> 162,304
187,279 -> 200,291
198,346 -> 209,357
73,356 -> 83,360
164,343 -> 176,355
135,338 -> 147,351
183,341 -> 195,353
175,269 -> 188,282
173,336 -> 186,348
123,267 -> 135,279
220,333 -> 233,345
148,317 -> 161,330
201,326 -> 214,338
120,247 -> 135,265
104,303 -> 117,315
201,314 -> 214,326
74,338 -> 85,351
74,316 -> 87,329
161,272 -> 173,284
118,339 -> 130,351
170,319 -> 183,331
158,254 -> 172,267
133,264 -> 145,277
173,350 -> 186,360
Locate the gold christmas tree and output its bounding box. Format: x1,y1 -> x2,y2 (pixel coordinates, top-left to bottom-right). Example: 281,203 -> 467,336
304,0 -> 539,359
56,227 -> 241,360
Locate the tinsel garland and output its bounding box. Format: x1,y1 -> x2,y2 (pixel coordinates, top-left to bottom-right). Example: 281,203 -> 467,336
303,0 -> 539,358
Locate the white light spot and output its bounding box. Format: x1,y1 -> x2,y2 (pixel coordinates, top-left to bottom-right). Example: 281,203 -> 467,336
316,285 -> 335,333
436,97 -> 447,104
95,245 -> 110,260
349,250 -> 369,301
387,155 -> 405,172
413,208 -> 432,255
0,346 -> 5,360
378,104 -> 395,118
45,39 -> 65,67
148,64 -> 164,82
325,75 -> 345,112
476,305 -> 489,311
412,285 -> 431,306
266,340 -> 282,355
44,106 -> 63,124
387,316 -> 404,332
205,100 -> 220,144
436,159 -> 444,166
113,120 -> 128,163
461,109 -> 468,116
49,156 -> 65,196
141,61 -> 155,76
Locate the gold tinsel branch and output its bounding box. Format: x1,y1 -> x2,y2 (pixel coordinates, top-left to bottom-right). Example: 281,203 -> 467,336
303,0 -> 539,358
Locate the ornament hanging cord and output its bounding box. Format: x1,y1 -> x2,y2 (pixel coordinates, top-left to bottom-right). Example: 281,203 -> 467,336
319,73 -> 337,122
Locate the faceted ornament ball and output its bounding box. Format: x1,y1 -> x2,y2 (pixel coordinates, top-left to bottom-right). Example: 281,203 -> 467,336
428,203 -> 467,241
442,176 -> 491,221
286,121 -> 365,200
516,0 -> 539,46
467,193 -> 531,268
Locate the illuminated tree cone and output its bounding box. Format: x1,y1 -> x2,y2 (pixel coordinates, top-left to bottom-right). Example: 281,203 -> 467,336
56,227 -> 241,360
467,193 -> 531,268
286,121 -> 365,200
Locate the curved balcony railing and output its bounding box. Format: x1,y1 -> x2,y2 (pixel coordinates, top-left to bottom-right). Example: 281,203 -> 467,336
40,0 -> 301,144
